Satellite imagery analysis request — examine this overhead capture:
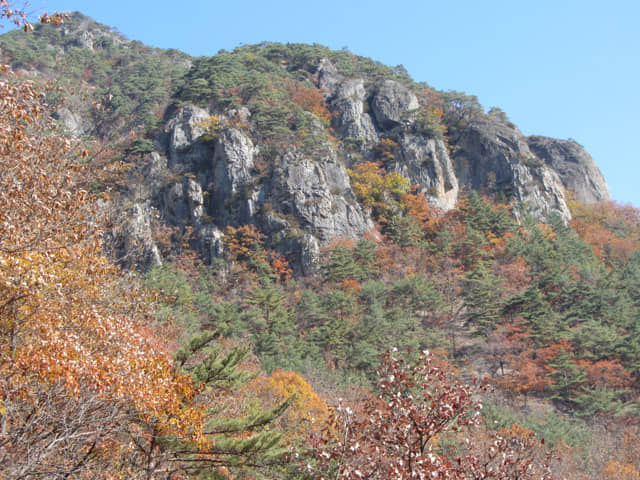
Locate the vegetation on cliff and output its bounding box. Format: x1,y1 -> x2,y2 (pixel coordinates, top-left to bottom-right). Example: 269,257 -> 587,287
1,10 -> 640,480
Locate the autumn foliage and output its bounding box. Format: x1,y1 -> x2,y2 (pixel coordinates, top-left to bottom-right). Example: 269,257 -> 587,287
0,65 -> 290,479
569,200 -> 640,265
0,64 -> 204,478
255,369 -> 330,442
312,350 -> 553,480
286,79 -> 331,122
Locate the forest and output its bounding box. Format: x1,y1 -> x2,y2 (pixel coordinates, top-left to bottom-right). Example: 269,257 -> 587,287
1,8 -> 640,480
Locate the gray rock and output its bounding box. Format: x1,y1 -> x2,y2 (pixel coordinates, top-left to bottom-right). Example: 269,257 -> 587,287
163,178 -> 204,224
331,79 -> 379,144
527,136 -> 610,204
299,233 -> 320,275
269,150 -> 373,244
316,58 -> 341,93
54,107 -> 92,136
257,212 -> 291,235
199,224 -> 224,263
143,152 -> 169,184
394,134 -> 459,210
452,118 -> 571,221
371,79 -> 419,130
185,179 -> 204,222
211,129 -> 256,222
108,203 -> 162,271
165,105 -> 212,167
75,30 -> 95,50
164,182 -> 189,222
509,161 -> 570,221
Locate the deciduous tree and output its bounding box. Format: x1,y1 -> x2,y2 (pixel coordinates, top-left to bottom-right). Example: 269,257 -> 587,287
312,350 -> 553,480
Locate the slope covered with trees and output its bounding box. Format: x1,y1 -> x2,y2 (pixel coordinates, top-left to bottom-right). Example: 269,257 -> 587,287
2,9 -> 640,480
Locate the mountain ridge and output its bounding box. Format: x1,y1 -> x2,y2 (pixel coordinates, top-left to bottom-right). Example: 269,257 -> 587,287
0,13 -> 610,272
5,14 -> 640,478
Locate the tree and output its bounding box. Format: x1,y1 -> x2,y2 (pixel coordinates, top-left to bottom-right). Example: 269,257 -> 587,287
0,63 -> 196,479
463,260 -> 504,336
312,350 -> 554,480
348,161 -> 409,221
0,64 -> 292,479
254,369 -> 330,444
0,2 -> 65,30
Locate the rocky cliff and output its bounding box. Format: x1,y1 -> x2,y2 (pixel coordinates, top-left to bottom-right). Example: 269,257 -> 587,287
131,56 -> 608,271
0,21 -> 611,272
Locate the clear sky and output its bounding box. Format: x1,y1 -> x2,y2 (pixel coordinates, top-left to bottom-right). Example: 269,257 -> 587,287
12,0 -> 640,207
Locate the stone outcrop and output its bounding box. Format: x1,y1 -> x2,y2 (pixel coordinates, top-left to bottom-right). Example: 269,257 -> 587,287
141,80 -> 612,272
267,150 -> 373,244
371,80 -> 419,130
106,59 -> 610,271
143,104 -> 375,271
163,178 -> 204,224
316,57 -> 341,93
210,129 -> 257,224
54,107 -> 93,136
527,136 -> 610,204
330,79 -> 379,144
106,203 -> 162,271
393,134 -> 459,211
451,118 -> 571,221
165,105 -> 211,168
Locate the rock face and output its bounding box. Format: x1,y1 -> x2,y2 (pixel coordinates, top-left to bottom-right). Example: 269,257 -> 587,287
144,103 -> 374,272
316,57 -> 341,93
165,105 -> 211,168
527,136 -> 610,204
1,24 -> 612,272
163,178 -> 204,224
54,107 -> 93,136
267,151 -> 373,244
106,203 -> 162,271
210,129 -> 257,224
394,134 -> 459,210
103,55 -> 611,272
371,80 -> 419,130
451,118 -> 572,221
331,80 -> 379,144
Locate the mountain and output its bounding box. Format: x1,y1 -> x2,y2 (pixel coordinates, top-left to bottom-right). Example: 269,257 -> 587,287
4,13 -> 640,479
0,13 -> 609,273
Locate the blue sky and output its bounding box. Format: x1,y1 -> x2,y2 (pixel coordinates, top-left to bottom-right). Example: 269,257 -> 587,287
13,0 -> 640,207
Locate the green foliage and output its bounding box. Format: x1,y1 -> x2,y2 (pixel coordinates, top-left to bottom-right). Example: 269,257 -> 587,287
322,239 -> 377,283
459,190 -> 517,237
464,261 -> 503,336
174,44 -> 340,155
145,264 -> 195,305
174,330 -> 292,477
572,387 -> 633,418
482,400 -> 592,449
0,13 -> 190,139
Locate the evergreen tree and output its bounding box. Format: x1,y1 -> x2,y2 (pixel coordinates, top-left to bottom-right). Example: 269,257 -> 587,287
170,331 -> 292,478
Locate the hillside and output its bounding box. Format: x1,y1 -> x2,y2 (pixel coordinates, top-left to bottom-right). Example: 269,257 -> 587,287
1,12 -> 640,480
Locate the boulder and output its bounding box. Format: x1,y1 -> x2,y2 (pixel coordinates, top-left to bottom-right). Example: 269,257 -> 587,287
371,79 -> 419,130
